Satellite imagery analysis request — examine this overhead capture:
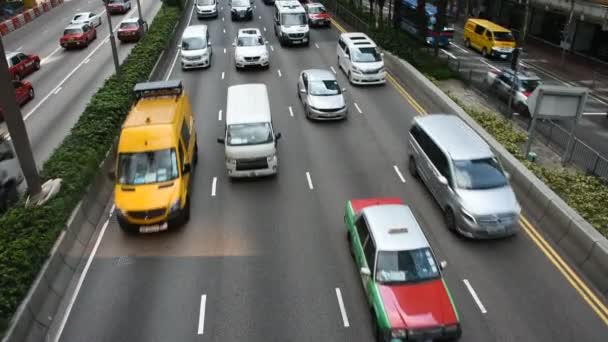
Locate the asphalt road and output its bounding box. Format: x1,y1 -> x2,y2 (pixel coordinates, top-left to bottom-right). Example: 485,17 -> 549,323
55,1 -> 608,341
1,0 -> 161,165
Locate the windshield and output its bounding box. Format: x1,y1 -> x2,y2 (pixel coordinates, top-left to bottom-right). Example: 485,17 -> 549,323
520,79 -> 541,92
197,0 -> 215,5
120,22 -> 138,29
109,0 -> 125,3
227,123 -> 273,146
182,37 -> 206,50
232,0 -> 249,7
64,29 -> 83,35
494,31 -> 515,42
376,248 -> 440,284
308,6 -> 326,14
73,14 -> 86,21
281,13 -> 306,26
309,80 -> 341,96
453,158 -> 508,190
237,36 -> 263,46
352,47 -> 382,63
117,149 -> 179,185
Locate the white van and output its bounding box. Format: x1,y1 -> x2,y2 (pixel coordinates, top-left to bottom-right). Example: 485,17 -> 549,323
180,25 -> 213,69
274,0 -> 309,46
217,84 -> 282,177
337,32 -> 386,85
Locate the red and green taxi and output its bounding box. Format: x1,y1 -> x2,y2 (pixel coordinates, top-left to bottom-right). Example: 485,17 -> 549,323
345,198 -> 461,341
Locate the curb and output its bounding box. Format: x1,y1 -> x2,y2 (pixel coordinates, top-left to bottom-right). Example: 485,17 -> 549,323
0,0 -> 64,37
384,51 -> 608,297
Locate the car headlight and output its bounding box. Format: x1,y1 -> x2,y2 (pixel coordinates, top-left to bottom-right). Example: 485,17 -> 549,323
391,329 -> 407,338
170,199 -> 181,213
266,154 -> 275,163
351,66 -> 362,73
261,51 -> 269,59
461,208 -> 477,223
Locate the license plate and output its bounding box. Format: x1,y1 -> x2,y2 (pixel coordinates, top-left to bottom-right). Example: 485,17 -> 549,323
139,223 -> 168,233
501,54 -> 507,58
292,40 -> 301,44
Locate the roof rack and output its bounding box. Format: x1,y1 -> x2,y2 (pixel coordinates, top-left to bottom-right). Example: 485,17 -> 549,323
133,80 -> 183,100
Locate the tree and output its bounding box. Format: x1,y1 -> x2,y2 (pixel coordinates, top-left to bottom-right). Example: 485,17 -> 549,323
416,0 -> 428,42
378,0 -> 386,28
433,0 -> 448,57
519,0 -> 531,46
369,0 -> 376,20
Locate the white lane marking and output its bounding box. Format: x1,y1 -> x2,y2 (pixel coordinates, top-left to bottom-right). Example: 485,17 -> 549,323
259,16 -> 262,20
254,5 -> 257,9
584,112 -> 608,116
450,42 -> 469,53
41,46 -> 62,64
263,27 -> 266,32
277,69 -> 282,77
84,58 -> 91,64
187,1 -> 195,25
221,71 -> 225,79
330,66 -> 336,74
218,109 -> 223,121
43,29 -> 49,34
354,103 -> 362,114
211,177 -> 217,197
198,295 -> 207,334
53,218 -> 110,342
222,17 -> 224,21
166,49 -> 180,81
314,43 -> 319,49
441,49 -> 456,59
306,172 -> 314,190
53,87 -> 62,95
223,28 -> 226,34
288,106 -> 294,117
224,48 -> 226,54
270,45 -> 274,51
479,58 -> 500,72
393,165 -> 406,183
335,288 -> 350,327
16,45 -> 23,51
463,279 -> 487,314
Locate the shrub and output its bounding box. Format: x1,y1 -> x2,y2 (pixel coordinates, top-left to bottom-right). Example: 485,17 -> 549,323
0,5 -> 181,333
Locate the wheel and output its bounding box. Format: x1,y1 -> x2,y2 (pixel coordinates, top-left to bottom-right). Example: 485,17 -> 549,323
408,156 -> 418,178
445,208 -> 457,232
28,88 -> 34,100
482,47 -> 488,58
34,60 -> 40,70
464,39 -> 470,48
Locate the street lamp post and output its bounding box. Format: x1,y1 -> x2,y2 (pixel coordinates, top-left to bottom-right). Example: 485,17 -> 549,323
102,0 -> 121,77
0,37 -> 41,197
136,0 -> 144,25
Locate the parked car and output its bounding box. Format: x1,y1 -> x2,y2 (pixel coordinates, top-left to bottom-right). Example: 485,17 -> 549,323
60,23 -> 97,49
107,0 -> 132,14
117,18 -> 146,43
485,68 -> 542,116
345,197 -> 462,341
304,3 -> 330,27
5,51 -> 40,81
70,12 -> 102,27
297,69 -> 347,120
233,28 -> 269,70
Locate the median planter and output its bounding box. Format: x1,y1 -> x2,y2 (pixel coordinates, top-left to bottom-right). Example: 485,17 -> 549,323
0,5 -> 181,335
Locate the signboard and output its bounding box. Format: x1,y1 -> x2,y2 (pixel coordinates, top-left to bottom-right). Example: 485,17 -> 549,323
527,85 -> 588,119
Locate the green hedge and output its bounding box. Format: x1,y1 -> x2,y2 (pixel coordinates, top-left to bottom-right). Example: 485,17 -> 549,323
0,5 -> 181,333
451,97 -> 608,238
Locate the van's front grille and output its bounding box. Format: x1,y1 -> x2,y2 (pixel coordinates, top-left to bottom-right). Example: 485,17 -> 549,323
362,68 -> 382,74
128,208 -> 166,220
236,157 -> 268,171
288,33 -> 305,39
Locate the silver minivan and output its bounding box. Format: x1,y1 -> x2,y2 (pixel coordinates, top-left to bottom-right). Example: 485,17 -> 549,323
408,115 -> 520,239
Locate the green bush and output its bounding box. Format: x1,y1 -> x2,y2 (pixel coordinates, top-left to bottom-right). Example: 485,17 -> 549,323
0,5 -> 181,333
454,98 -> 608,238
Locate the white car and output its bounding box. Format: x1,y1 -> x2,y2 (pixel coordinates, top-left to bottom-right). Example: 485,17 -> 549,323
196,0 -> 218,19
71,12 -> 102,27
233,28 -> 269,70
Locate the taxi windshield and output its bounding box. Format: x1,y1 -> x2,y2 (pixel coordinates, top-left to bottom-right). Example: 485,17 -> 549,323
120,22 -> 138,29
376,248 -> 440,284
64,28 -> 83,35
117,149 -> 179,185
308,6 -> 326,14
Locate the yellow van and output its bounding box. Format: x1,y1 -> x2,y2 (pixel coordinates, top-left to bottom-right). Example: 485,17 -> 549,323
463,18 -> 516,60
111,80 -> 198,233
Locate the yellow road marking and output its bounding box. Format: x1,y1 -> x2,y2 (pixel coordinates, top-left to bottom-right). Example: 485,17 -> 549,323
331,16 -> 608,325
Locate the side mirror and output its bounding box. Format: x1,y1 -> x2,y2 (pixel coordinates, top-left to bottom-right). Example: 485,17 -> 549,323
107,169 -> 116,181
345,54 -> 350,60
504,171 -> 511,180
360,267 -> 371,276
440,260 -> 448,270
275,132 -> 282,140
300,88 -> 307,94
438,175 -> 448,185
217,137 -> 225,144
183,163 -> 192,174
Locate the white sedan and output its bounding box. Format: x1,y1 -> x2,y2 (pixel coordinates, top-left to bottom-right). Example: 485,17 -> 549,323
233,28 -> 269,70
71,12 -> 102,27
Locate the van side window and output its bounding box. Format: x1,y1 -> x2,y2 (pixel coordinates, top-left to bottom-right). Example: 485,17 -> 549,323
355,216 -> 369,242
178,143 -> 185,169
338,37 -> 345,50
302,73 -> 308,90
180,120 -> 191,148
485,30 -> 493,40
363,236 -> 376,271
474,25 -> 485,35
412,125 -> 451,182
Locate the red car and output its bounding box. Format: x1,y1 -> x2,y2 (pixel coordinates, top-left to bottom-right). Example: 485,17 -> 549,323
0,80 -> 34,122
60,23 -> 97,49
5,52 -> 40,81
117,18 -> 146,43
107,0 -> 132,14
304,3 -> 330,27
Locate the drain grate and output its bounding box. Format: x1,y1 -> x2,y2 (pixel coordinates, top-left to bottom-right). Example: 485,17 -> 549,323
114,255 -> 135,266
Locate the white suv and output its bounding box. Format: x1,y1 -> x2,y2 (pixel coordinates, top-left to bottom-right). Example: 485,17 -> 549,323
337,32 -> 386,85
233,28 -> 270,70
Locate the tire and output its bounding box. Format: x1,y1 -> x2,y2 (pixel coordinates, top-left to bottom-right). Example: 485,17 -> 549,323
34,60 -> 40,70
445,208 -> 457,232
464,39 -> 470,48
408,156 -> 418,178
28,88 -> 34,100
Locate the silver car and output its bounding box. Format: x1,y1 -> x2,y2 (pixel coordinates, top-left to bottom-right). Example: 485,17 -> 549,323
408,115 -> 521,239
297,69 -> 347,120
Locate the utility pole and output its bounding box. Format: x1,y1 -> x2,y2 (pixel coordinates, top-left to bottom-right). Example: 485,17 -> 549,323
519,0 -> 530,45
136,0 -> 144,26
0,37 -> 41,196
102,0 -> 121,77
561,0 -> 576,66
507,47 -> 522,119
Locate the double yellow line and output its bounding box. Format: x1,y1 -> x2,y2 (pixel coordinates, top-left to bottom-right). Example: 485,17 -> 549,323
330,17 -> 608,326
